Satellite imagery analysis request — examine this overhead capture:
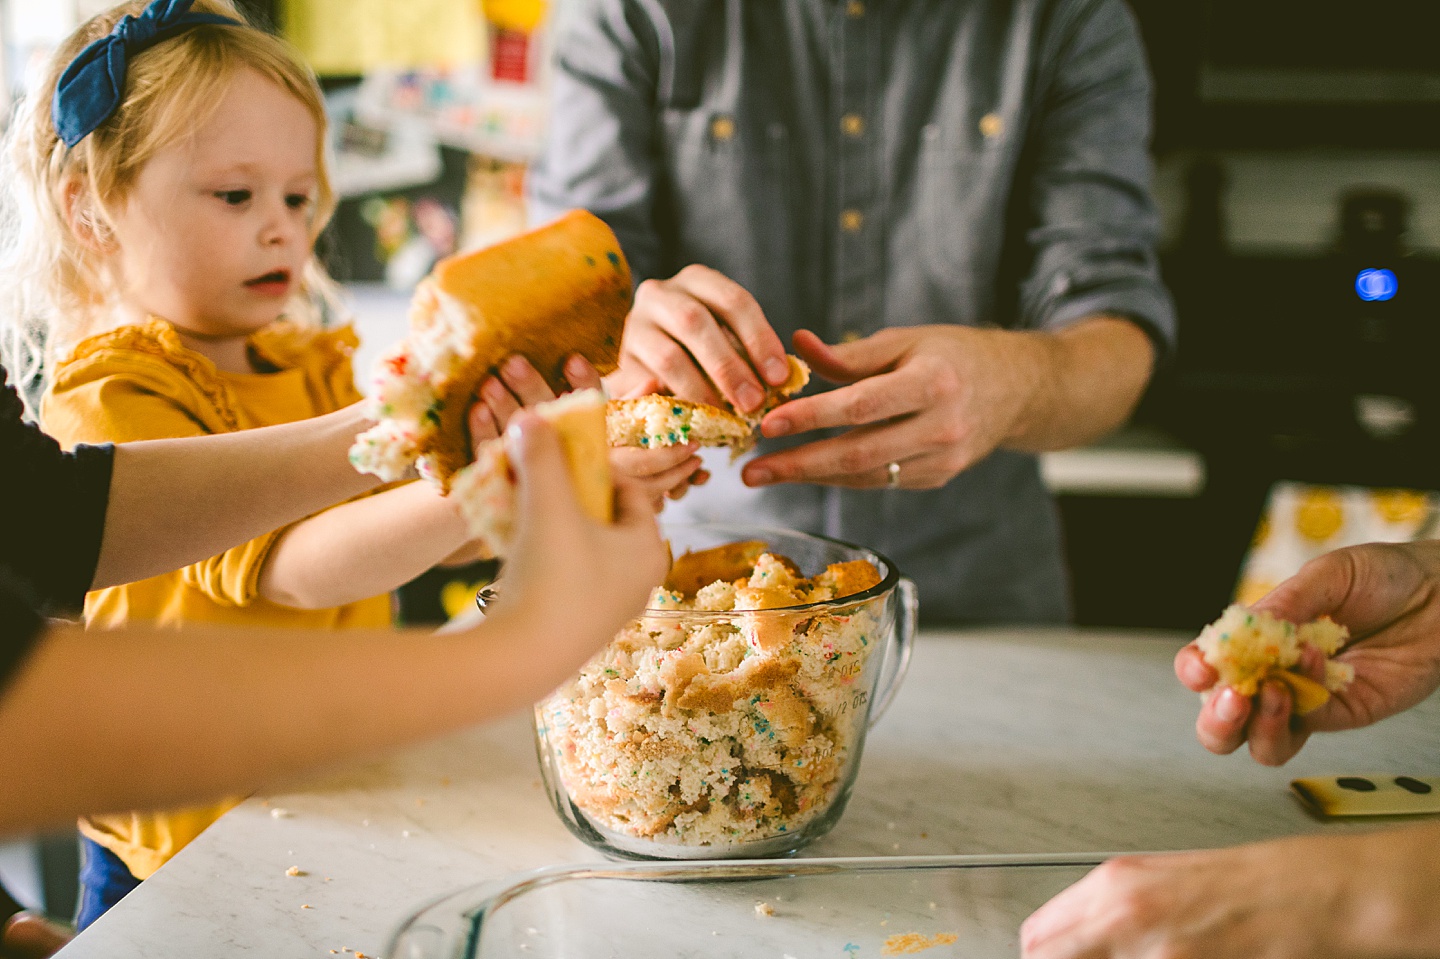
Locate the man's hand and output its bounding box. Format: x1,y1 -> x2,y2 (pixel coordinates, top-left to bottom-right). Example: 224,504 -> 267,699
1176,540 -> 1440,766
1020,824 -> 1440,959
742,326 -> 1050,489
609,265 -> 793,413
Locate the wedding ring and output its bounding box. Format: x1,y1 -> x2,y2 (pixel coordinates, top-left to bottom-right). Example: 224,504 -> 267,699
885,461 -> 901,489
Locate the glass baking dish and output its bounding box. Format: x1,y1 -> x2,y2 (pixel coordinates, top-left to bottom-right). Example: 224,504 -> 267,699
386,853 -> 1107,959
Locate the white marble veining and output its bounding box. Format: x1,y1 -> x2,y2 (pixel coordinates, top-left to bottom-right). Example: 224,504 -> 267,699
56,629 -> 1440,957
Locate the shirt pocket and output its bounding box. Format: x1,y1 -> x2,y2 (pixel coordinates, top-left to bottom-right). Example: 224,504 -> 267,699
916,130 -> 1013,325
661,116 -> 794,312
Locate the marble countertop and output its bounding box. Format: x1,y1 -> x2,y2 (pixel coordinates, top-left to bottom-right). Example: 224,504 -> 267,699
57,629 -> 1440,957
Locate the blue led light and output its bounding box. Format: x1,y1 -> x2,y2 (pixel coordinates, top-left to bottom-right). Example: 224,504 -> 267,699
1356,268 -> 1398,302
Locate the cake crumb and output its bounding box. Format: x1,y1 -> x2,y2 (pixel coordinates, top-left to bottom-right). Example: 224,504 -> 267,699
440,777 -> 452,787
754,902 -> 775,917
269,807 -> 291,819
882,932 -> 959,955
285,866 -> 305,877
300,904 -> 312,909
415,798 -> 427,807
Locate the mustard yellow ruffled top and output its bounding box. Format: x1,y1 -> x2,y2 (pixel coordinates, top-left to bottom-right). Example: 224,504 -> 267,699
42,317 -> 392,879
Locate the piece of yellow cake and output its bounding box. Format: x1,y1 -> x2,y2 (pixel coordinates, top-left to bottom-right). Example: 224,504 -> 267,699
350,210 -> 632,489
1195,604 -> 1354,714
606,356 -> 810,454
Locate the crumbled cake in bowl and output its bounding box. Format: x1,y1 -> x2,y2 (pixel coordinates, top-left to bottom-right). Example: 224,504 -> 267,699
535,524 -> 918,860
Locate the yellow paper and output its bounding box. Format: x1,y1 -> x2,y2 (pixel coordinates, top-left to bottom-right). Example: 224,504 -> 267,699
281,0 -> 485,74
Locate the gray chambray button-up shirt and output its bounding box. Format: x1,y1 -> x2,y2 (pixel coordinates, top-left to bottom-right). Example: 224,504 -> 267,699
530,0 -> 1177,624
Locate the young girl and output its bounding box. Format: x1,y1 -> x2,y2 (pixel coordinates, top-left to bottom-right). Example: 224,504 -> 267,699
0,0 -> 698,929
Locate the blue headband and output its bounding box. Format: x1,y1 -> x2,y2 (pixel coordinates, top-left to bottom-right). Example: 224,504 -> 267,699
52,0 -> 243,148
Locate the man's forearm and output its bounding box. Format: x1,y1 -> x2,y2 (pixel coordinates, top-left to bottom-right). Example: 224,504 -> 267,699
94,404 -> 379,588
1006,316 -> 1155,453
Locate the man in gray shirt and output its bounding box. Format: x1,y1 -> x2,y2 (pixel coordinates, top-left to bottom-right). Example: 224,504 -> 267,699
530,0 -> 1176,623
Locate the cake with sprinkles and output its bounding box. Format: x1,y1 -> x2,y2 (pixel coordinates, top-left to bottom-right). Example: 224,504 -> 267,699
1195,604 -> 1354,715
606,356 -> 810,455
540,543 -> 883,848
349,209 -> 632,490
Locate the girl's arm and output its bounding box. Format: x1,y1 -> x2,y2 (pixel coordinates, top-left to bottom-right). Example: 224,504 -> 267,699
97,404 -> 378,589
256,478 -> 476,609
0,415 -> 667,836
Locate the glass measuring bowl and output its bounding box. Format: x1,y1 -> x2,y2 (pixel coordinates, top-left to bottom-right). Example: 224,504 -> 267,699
534,523 -> 917,861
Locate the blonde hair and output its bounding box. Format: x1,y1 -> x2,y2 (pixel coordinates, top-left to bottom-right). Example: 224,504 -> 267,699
0,0 -> 342,411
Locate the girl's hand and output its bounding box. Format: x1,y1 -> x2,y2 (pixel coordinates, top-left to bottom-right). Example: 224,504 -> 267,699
467,353 -> 605,446
612,444 -> 708,513
484,412 -> 666,662
1175,540 -> 1440,766
1020,823 -> 1440,959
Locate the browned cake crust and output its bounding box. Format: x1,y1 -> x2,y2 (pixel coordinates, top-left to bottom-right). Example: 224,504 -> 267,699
413,210 -> 632,488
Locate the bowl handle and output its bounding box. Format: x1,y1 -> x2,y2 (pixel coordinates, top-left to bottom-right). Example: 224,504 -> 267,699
869,575 -> 918,725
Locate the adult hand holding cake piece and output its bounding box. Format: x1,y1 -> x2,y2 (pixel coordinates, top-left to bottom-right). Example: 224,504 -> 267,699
1176,541 -> 1440,766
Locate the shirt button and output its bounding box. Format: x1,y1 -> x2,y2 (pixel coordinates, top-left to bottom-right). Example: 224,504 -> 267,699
840,209 -> 864,233
979,112 -> 1004,139
710,115 -> 736,142
840,113 -> 865,138
846,0 -> 865,17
